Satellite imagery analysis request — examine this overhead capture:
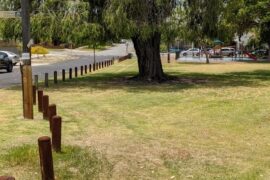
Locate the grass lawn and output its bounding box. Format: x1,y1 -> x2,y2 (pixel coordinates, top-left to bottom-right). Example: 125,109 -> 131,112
1,60 -> 270,179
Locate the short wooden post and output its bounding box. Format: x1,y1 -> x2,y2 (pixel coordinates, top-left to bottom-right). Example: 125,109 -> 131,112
102,62 -> 104,68
54,71 -> 57,84
34,75 -> 39,88
85,65 -> 87,74
33,85 -> 37,105
52,116 -> 62,152
75,67 -> 78,78
99,62 -> 101,69
89,64 -> 92,72
81,66 -> 83,76
48,104 -> 57,132
42,95 -> 49,120
69,68 -> 72,79
38,90 -> 43,112
0,176 -> 15,180
38,136 -> 55,180
62,70 -> 65,81
45,73 -> 49,87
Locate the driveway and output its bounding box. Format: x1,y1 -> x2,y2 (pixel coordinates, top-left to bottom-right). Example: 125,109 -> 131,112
0,44 -> 129,89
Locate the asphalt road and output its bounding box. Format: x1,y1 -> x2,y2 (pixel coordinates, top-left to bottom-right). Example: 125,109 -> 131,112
0,44 -> 128,89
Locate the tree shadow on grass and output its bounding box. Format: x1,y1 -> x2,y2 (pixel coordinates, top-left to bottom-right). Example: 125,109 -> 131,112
6,70 -> 270,93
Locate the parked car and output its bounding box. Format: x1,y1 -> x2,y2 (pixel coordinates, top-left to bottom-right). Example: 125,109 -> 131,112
252,49 -> 268,57
181,48 -> 201,56
220,47 -> 235,56
0,51 -> 20,65
0,52 -> 13,72
169,48 -> 183,53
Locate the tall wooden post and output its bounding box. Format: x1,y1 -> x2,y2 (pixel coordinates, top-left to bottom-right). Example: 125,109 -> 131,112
21,0 -> 33,119
22,65 -> 33,119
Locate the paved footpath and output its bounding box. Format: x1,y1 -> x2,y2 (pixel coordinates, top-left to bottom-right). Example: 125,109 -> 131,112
0,44 -> 128,89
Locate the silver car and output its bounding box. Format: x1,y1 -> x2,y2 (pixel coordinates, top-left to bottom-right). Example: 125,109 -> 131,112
220,48 -> 235,57
0,51 -> 21,65
181,48 -> 201,56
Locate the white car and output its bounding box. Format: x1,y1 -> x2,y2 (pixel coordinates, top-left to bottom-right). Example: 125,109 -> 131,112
0,51 -> 21,65
220,48 -> 235,57
181,48 -> 201,56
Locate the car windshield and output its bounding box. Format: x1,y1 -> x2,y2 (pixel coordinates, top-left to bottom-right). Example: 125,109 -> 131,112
1,51 -> 17,56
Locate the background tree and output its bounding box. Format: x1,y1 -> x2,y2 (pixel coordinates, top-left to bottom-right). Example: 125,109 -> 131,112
255,0 -> 270,60
222,0 -> 257,56
161,5 -> 185,63
185,0 -> 223,64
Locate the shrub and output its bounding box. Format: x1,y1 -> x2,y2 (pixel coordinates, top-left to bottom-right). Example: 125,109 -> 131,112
31,46 -> 49,55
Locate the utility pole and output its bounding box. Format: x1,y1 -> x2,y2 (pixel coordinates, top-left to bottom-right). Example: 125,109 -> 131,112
21,0 -> 33,119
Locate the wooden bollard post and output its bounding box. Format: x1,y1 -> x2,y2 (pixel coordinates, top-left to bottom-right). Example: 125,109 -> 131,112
52,116 -> 62,152
81,66 -> 83,76
69,68 -> 72,79
89,64 -> 92,72
93,64 -> 96,71
75,67 -> 78,78
34,75 -> 39,89
45,73 -> 49,87
54,71 -> 57,84
102,62 -> 104,68
33,85 -> 37,105
48,104 -> 57,132
38,136 -> 55,180
42,95 -> 49,120
38,90 -> 43,112
85,65 -> 87,74
99,62 -> 101,69
62,70 -> 65,82
0,176 -> 15,180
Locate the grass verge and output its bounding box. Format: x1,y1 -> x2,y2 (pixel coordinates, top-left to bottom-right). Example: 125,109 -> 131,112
1,60 -> 270,179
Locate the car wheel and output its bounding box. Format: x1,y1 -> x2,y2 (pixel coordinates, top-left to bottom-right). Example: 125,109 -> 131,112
183,53 -> 187,56
6,63 -> 13,73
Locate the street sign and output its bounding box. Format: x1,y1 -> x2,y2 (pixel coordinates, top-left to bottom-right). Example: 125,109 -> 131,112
27,39 -> 34,48
0,11 -> 20,18
21,53 -> 30,61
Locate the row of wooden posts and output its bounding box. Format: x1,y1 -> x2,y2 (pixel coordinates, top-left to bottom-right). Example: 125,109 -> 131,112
36,59 -> 115,88
0,59 -> 118,180
36,88 -> 61,180
35,59 -> 115,179
0,88 -> 60,180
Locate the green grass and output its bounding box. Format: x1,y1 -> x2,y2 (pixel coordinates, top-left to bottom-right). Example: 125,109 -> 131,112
1,60 -> 270,179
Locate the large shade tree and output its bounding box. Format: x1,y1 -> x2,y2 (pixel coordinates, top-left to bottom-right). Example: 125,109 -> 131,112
105,0 -> 177,81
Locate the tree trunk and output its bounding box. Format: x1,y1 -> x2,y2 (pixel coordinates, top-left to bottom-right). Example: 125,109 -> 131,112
167,43 -> 171,63
268,48 -> 270,61
132,32 -> 167,82
204,48 -> 210,64
268,43 -> 270,61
